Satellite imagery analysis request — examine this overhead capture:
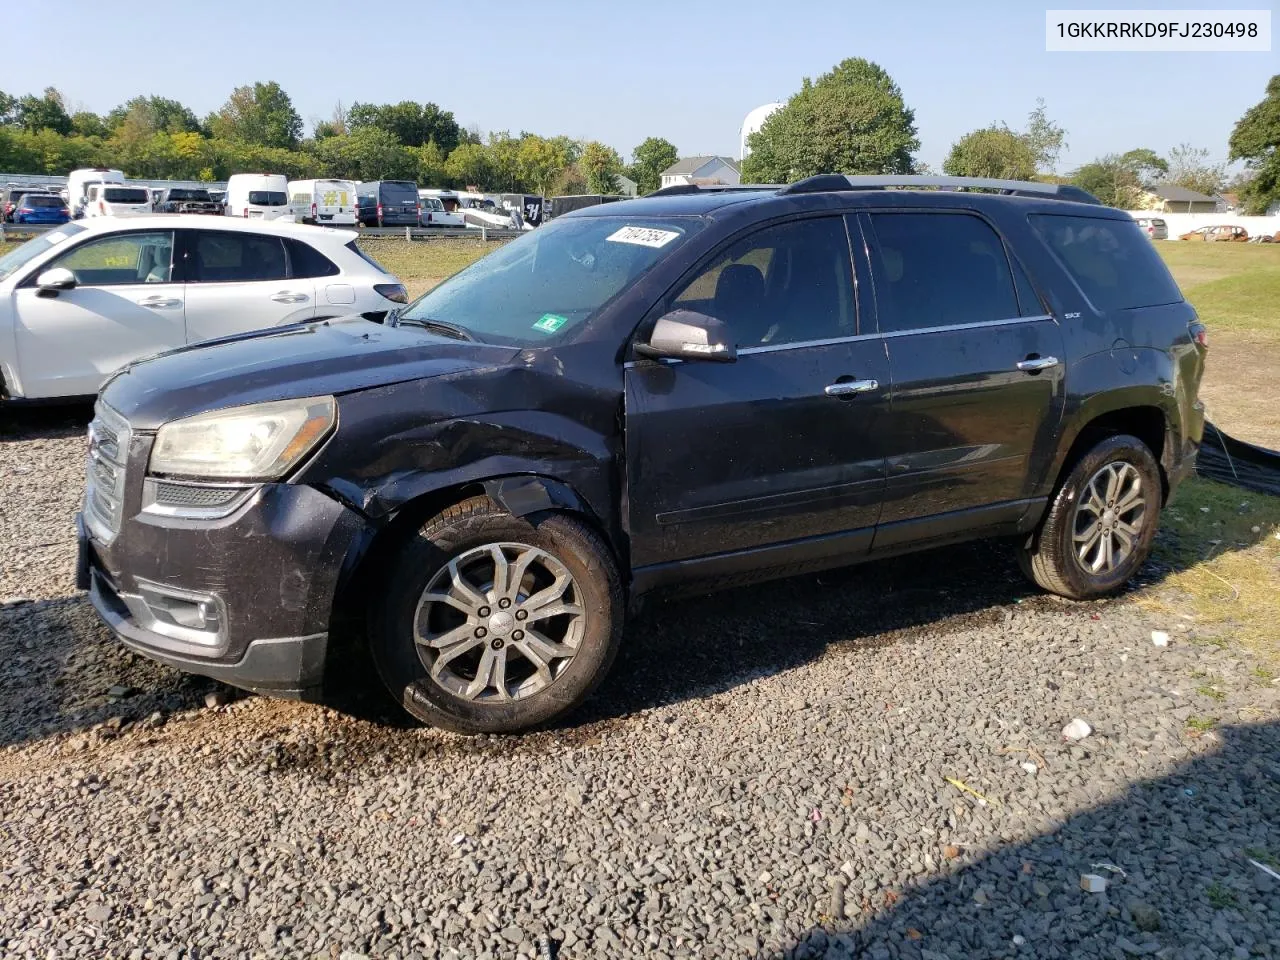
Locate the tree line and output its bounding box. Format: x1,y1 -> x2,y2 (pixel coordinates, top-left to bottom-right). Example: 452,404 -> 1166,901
2,70 -> 1277,214
0,84 -> 681,196
742,61 -> 1278,214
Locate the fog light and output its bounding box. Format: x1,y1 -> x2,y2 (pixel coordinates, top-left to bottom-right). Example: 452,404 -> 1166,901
132,578 -> 224,642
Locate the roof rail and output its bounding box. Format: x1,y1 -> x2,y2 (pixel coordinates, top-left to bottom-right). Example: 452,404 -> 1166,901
646,183 -> 783,197
780,174 -> 1102,205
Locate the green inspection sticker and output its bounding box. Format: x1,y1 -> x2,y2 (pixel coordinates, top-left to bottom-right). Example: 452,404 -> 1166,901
532,313 -> 568,334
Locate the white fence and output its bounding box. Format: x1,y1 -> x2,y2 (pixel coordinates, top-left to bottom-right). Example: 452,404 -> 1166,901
1124,210 -> 1280,239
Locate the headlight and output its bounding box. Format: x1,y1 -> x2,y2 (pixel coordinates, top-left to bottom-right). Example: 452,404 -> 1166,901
149,396 -> 335,480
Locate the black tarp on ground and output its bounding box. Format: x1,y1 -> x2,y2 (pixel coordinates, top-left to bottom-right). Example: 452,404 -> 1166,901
1195,421 -> 1280,497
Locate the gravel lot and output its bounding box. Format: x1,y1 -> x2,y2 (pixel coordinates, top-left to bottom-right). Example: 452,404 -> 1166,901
1,407 -> 1278,960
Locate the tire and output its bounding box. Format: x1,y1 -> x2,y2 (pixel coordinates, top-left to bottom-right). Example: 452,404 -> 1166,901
1017,434 -> 1162,600
369,496 -> 623,734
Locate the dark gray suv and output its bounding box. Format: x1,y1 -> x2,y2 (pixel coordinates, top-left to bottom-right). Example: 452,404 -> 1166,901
77,175 -> 1207,733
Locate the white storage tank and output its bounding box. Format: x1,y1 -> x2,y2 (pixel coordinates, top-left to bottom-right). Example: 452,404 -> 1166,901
740,102 -> 784,160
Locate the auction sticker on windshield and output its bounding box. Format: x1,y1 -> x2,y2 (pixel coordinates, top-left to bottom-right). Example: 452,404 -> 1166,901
606,226 -> 681,248
532,314 -> 568,334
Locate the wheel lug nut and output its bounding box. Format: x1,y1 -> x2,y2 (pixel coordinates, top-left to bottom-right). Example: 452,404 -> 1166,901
477,606 -> 490,618
475,626 -> 487,638
491,638 -> 504,649
498,598 -> 511,609
512,629 -> 524,641
515,609 -> 528,621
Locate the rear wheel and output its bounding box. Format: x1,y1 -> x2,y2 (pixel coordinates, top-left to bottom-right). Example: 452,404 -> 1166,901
369,497 -> 623,733
1017,434 -> 1161,600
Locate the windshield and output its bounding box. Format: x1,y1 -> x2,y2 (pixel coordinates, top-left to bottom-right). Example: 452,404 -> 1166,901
397,216 -> 701,346
248,191 -> 288,206
105,187 -> 150,204
0,224 -> 86,282
169,189 -> 211,201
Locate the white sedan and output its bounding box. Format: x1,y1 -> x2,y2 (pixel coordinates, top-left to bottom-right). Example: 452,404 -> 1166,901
0,216 -> 407,400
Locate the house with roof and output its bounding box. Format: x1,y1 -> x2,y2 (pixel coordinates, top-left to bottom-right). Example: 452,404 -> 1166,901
659,156 -> 741,189
1140,183 -> 1219,213
615,174 -> 639,197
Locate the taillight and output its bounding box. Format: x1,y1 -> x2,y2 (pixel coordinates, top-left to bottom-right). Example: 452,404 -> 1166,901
243,207 -> 249,218
377,203 -> 383,220
373,283 -> 408,304
1190,322 -> 1208,349
312,202 -> 317,220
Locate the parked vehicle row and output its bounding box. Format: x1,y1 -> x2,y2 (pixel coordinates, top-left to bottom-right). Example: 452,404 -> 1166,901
0,216 -> 406,400
69,174 -> 1206,735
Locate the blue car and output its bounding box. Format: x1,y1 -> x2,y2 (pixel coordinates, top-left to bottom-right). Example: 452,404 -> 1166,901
14,194 -> 71,224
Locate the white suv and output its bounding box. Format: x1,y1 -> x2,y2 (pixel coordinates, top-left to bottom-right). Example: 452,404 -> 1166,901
0,216 -> 408,400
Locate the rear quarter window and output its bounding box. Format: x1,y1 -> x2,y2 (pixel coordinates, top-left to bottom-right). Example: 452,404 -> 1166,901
1029,214 -> 1182,312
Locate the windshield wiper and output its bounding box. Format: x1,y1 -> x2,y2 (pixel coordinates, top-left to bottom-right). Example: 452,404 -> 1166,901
395,316 -> 478,342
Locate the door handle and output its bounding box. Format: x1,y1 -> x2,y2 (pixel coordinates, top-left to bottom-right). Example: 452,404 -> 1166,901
824,379 -> 879,398
1016,355 -> 1060,372
270,292 -> 310,303
138,297 -> 181,309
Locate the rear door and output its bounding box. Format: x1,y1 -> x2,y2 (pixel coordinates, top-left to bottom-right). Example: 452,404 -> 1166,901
12,229 -> 184,398
624,215 -> 890,573
858,210 -> 1065,548
181,229 -> 315,343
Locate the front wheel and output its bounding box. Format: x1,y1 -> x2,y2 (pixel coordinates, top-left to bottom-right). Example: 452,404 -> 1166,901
369,497 -> 623,734
1017,434 -> 1162,600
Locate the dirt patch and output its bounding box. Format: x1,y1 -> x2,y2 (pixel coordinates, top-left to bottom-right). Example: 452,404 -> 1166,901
1198,330 -> 1280,451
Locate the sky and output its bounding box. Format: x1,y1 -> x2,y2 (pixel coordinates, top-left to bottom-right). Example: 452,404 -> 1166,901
2,0 -> 1275,174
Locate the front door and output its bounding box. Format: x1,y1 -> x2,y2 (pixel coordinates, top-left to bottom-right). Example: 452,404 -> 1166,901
12,229 -> 183,398
624,215 -> 890,576
182,229 -> 315,344
858,211 -> 1065,547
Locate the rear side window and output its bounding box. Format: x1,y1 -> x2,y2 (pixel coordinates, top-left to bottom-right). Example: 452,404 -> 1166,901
285,238 -> 340,278
867,212 -> 1020,333
1030,214 -> 1182,312
191,231 -> 288,282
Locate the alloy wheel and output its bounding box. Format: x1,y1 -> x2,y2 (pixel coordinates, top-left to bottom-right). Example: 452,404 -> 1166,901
413,542 -> 585,702
1072,461 -> 1147,574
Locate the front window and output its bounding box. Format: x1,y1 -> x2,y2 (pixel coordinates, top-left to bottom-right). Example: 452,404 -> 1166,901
247,191 -> 288,206
397,216 -> 701,346
0,224 -> 85,282
51,231 -> 175,286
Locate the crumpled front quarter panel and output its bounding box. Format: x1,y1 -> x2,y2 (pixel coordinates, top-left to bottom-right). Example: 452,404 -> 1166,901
299,346 -> 624,538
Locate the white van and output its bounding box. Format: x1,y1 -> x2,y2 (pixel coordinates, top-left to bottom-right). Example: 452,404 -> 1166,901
82,183 -> 153,218
224,173 -> 291,220
288,178 -> 357,225
67,168 -> 125,218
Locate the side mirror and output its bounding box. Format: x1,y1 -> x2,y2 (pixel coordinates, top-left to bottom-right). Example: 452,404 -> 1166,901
634,309 -> 736,363
36,267 -> 77,296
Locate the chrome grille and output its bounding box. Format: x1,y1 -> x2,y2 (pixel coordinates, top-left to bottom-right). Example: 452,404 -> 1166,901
84,402 -> 132,542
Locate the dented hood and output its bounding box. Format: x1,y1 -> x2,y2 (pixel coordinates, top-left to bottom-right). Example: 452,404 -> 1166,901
99,317 -> 521,430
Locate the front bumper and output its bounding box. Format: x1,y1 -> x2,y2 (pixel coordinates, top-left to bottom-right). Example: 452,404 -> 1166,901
78,481 -> 369,698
